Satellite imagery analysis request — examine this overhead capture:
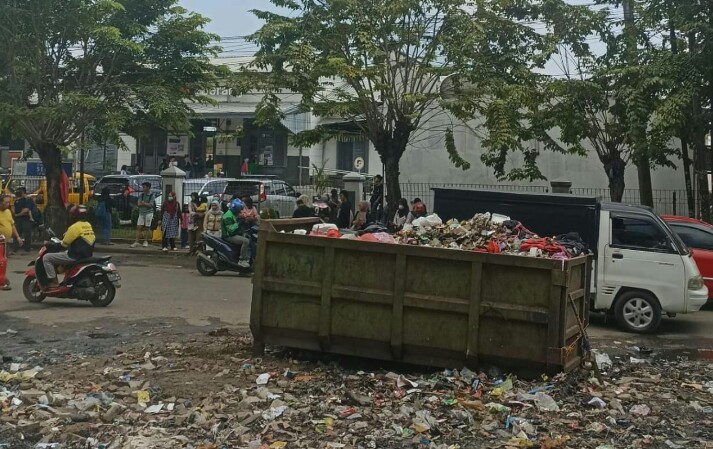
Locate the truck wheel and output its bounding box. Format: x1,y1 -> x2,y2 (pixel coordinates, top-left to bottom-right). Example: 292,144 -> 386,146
23,277 -> 45,303
614,291 -> 661,333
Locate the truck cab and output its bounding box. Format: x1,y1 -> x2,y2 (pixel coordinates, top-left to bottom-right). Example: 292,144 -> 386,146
433,188 -> 708,333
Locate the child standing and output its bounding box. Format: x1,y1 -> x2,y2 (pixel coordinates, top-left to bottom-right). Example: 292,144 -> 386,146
181,204 -> 190,249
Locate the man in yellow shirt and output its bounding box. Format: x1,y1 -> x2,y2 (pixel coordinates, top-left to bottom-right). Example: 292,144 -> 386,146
43,205 -> 95,288
0,195 -> 23,290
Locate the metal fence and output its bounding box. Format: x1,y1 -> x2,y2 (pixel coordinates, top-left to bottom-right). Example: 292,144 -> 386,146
397,183 -> 691,218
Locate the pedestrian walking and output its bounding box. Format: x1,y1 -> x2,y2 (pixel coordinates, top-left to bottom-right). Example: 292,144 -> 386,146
13,187 -> 34,253
203,198 -> 223,238
293,195 -> 314,218
0,195 -> 23,289
337,190 -> 353,229
96,187 -> 114,245
188,192 -> 205,255
131,182 -> 155,247
159,191 -> 180,251
181,204 -> 190,249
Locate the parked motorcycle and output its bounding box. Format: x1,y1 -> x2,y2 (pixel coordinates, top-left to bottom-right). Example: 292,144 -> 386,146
23,230 -> 121,306
196,230 -> 257,276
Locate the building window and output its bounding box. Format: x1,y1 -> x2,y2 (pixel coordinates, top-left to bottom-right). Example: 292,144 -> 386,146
337,139 -> 368,172
244,120 -> 287,167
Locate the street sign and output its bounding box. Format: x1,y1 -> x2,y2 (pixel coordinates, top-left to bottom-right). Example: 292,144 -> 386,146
354,157 -> 364,171
11,159 -> 72,177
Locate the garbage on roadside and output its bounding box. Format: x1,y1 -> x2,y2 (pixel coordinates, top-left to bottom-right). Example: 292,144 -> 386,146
1,336 -> 711,448
300,212 -> 590,259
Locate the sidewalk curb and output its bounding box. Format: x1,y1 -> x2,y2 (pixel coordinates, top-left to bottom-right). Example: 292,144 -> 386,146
28,241 -> 195,258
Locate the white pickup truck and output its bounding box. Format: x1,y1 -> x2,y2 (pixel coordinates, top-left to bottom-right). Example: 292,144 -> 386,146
433,189 -> 708,333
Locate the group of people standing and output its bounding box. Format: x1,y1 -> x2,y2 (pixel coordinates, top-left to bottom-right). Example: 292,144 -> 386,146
291,174 -> 428,233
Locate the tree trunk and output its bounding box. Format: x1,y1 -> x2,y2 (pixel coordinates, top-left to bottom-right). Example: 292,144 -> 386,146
603,156 -> 626,202
36,144 -> 68,234
681,137 -> 695,217
384,156 -> 402,221
669,7 -> 695,217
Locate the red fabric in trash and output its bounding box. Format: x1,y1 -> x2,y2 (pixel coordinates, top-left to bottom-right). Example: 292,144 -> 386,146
487,240 -> 501,253
309,229 -> 342,239
520,238 -> 566,254
358,233 -> 380,242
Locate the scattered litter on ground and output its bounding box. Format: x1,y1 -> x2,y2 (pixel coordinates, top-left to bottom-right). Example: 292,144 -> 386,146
2,334 -> 713,448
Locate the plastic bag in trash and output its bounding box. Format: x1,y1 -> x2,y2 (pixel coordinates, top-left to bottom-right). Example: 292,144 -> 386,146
593,350 -> 613,370
534,392 -> 560,412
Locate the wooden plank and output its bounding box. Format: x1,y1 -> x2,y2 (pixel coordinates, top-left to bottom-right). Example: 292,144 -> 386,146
261,279 -> 322,297
466,262 -> 483,364
318,246 -> 336,350
331,286 -> 393,305
479,301 -> 549,324
250,236 -> 270,356
546,269 -> 564,368
391,254 -> 407,360
403,293 -> 469,314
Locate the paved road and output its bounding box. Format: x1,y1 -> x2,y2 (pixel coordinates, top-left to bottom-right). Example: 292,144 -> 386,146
1,251 -> 712,355
0,251 -> 252,327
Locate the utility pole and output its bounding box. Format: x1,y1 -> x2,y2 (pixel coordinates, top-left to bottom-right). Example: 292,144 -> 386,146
623,0 -> 653,207
80,132 -> 85,205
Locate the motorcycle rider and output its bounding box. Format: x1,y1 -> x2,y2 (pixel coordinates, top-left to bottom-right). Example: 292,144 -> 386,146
43,205 -> 95,288
222,199 -> 251,268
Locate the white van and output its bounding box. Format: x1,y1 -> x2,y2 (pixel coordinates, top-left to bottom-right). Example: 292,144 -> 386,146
433,189 -> 708,333
594,202 -> 707,332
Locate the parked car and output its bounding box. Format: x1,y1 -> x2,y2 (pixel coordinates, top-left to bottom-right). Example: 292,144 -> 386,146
221,178 -> 299,218
183,178 -> 236,205
663,215 -> 713,300
93,175 -> 162,215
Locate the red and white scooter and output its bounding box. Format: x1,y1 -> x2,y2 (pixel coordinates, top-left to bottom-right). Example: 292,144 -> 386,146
23,229 -> 121,306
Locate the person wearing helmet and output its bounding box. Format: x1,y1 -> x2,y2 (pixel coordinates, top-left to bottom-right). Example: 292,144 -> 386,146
42,205 -> 96,288
221,198 -> 250,268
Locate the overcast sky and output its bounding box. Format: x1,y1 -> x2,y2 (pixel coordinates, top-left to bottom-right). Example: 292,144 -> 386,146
178,0 -> 613,74
179,0 -> 283,37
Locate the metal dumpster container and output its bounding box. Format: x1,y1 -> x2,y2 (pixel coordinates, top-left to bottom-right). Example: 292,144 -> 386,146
251,218 -> 591,373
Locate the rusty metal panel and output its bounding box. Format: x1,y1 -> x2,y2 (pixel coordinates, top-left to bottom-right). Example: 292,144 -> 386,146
251,219 -> 592,373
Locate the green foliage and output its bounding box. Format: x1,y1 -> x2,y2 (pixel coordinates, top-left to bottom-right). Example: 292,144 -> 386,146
442,0 -> 605,182
0,0 -> 226,230
238,0 -> 493,200
444,128 -> 471,171
311,160 -> 330,197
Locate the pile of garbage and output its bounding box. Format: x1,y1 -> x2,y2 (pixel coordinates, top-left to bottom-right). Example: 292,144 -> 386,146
305,213 -> 589,259
396,213 -> 588,259
2,333 -> 712,448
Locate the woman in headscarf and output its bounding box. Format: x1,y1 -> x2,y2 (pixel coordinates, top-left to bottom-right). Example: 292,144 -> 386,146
203,198 -> 224,238
159,191 -> 180,251
97,187 -> 114,245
